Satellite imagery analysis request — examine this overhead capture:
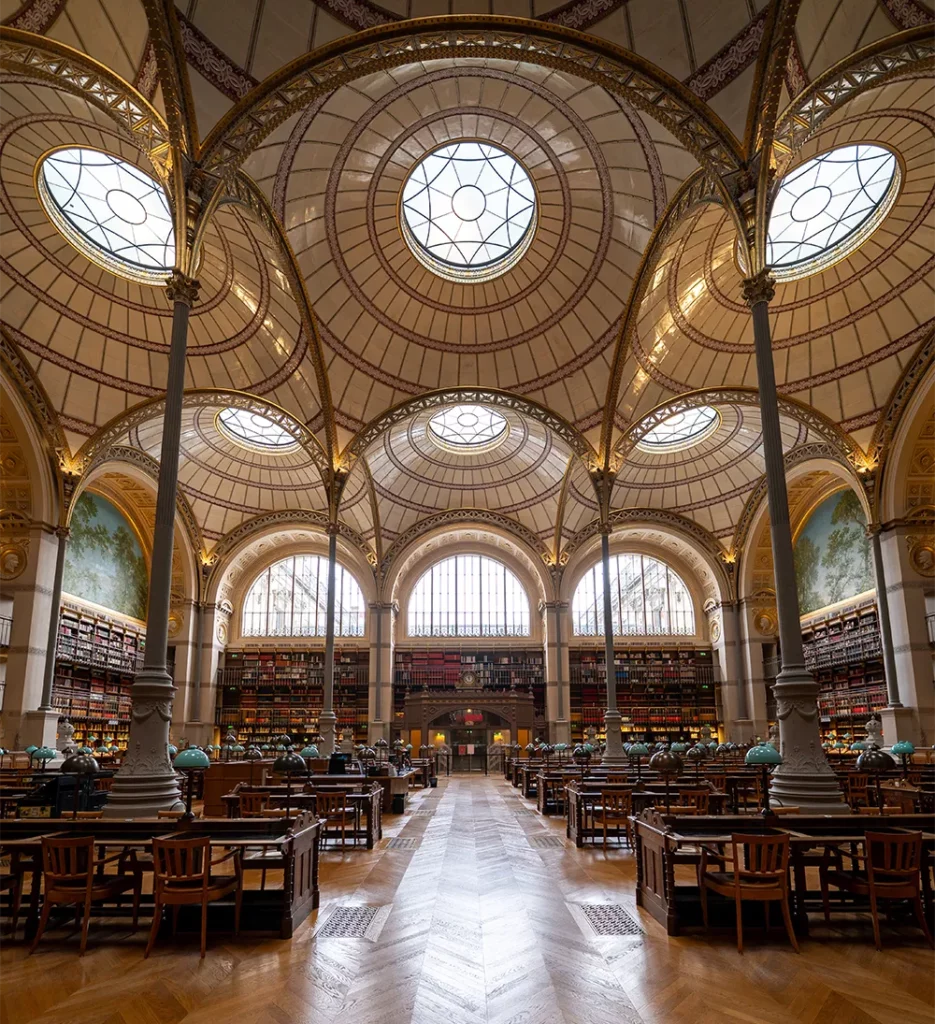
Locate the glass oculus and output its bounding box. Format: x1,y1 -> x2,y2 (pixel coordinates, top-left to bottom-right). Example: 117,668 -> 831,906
37,148 -> 175,285
764,144 -> 900,280
400,141 -> 536,283
216,408 -> 299,452
635,406 -> 720,453
428,405 -> 509,452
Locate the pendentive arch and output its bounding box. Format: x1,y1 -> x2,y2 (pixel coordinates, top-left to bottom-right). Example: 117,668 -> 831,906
199,16 -> 744,185
878,363 -> 935,525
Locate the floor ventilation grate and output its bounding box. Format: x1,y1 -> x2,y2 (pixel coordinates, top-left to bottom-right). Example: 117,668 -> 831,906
386,837 -> 420,849
413,809 -> 435,816
568,903 -> 643,938
316,905 -> 392,940
529,835 -> 566,849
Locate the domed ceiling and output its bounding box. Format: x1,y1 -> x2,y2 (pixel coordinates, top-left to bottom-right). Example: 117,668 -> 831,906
1,0 -> 932,575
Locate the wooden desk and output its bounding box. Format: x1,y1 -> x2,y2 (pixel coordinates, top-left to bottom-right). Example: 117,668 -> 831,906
369,770 -> 415,813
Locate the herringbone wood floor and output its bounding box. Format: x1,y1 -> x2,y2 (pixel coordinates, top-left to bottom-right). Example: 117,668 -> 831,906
2,776 -> 933,1024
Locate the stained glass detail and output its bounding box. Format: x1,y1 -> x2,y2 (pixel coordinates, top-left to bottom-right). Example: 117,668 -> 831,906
242,555 -> 365,637
572,554 -> 695,637
38,148 -> 175,284
636,407 -> 719,452
401,142 -> 536,282
428,405 -> 508,451
217,408 -> 298,451
407,555 -> 530,637
767,144 -> 899,278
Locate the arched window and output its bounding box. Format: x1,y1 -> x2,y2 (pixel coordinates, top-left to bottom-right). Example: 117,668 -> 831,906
572,554 -> 695,636
408,555 -> 530,637
242,555 -> 365,637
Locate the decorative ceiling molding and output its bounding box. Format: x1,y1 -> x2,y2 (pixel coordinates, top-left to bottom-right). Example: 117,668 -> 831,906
342,389 -> 596,465
686,5 -> 769,103
199,16 -> 744,183
0,28 -> 172,178
380,508 -> 552,583
600,170 -> 723,462
76,389 -> 331,480
139,0 -> 198,156
771,28 -> 935,175
0,327 -> 69,467
2,0 -> 67,33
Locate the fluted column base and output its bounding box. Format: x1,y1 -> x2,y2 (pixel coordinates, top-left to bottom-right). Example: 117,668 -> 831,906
770,665 -> 847,814
103,670 -> 182,817
601,709 -> 627,765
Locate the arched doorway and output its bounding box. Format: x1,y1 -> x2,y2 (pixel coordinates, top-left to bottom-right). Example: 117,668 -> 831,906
427,708 -> 512,772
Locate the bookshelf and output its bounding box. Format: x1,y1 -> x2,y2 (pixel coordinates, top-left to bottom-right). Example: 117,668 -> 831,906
568,645 -> 716,743
392,647 -> 546,727
215,647 -> 369,745
803,603 -> 885,742
50,607 -> 151,749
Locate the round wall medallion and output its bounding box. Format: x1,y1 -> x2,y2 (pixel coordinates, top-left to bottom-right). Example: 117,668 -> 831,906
709,618 -> 721,643
0,543 -> 27,580
217,622 -> 228,644
167,610 -> 183,637
754,609 -> 777,636
909,539 -> 935,577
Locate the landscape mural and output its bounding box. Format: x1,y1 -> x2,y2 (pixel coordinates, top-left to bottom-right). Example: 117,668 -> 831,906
794,489 -> 874,616
63,492 -> 148,621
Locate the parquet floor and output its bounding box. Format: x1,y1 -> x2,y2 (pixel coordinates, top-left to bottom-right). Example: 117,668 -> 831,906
2,776 -> 933,1024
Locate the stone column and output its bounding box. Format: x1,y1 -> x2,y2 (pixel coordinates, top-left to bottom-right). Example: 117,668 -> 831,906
318,525 -> 339,756
105,272 -> 198,816
168,599 -> 198,736
37,527 -> 68,712
712,601 -> 753,740
193,601 -> 227,746
600,527 -> 624,762
544,600 -> 570,745
744,270 -> 843,810
878,522 -> 934,744
2,525 -> 61,749
368,601 -> 394,745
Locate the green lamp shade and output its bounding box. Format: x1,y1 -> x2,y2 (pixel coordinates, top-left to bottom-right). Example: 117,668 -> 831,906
300,745 -> 320,758
629,743 -> 649,756
174,747 -> 210,769
34,747 -> 57,760
261,744 -> 271,751
24,745 -> 38,755
233,744 -> 245,753
745,744 -> 783,765
850,740 -> 867,751
167,744 -> 178,757
833,741 -> 845,749
670,742 -> 689,753
891,740 -> 915,755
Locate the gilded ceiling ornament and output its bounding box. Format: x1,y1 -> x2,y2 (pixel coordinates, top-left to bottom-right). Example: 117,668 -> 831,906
741,269 -> 775,308
165,271 -> 200,307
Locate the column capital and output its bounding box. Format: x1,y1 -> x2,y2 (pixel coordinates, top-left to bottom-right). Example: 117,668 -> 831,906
54,525 -> 70,540
326,521 -> 341,538
165,271 -> 200,306
543,600 -> 569,612
598,520 -> 613,536
742,268 -> 775,308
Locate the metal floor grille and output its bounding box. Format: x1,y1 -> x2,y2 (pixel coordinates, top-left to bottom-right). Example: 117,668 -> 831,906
387,837 -> 420,849
316,905 -> 391,939
529,834 -> 566,849
574,904 -> 642,937
413,809 -> 435,816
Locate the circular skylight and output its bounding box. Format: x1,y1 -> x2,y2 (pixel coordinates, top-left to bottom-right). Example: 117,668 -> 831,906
37,148 -> 175,285
766,144 -> 899,279
428,405 -> 509,452
635,406 -> 720,453
400,142 -> 536,283
216,408 -> 299,452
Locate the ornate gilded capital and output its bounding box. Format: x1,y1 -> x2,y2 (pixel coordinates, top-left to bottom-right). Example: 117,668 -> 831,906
165,271 -> 200,307
598,521 -> 613,537
326,522 -> 341,538
741,269 -> 775,308
54,526 -> 70,541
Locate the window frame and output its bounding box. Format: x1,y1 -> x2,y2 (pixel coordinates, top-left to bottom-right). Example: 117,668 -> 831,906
241,554 -> 366,638
570,553 -> 696,638
406,553 -> 532,638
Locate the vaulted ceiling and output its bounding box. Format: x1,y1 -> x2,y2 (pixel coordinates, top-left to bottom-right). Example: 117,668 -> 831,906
0,0 -> 931,578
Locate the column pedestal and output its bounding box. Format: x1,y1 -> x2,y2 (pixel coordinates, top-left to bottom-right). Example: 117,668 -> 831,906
879,706 -> 919,748
551,720 -> 571,745
21,709 -> 61,750
319,710 -> 337,758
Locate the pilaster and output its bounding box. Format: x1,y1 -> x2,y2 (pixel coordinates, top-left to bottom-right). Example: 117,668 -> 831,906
368,601 -> 395,744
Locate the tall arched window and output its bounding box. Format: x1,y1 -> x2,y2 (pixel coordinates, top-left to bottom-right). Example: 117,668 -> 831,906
408,555 -> 530,637
572,554 -> 695,636
242,555 -> 365,637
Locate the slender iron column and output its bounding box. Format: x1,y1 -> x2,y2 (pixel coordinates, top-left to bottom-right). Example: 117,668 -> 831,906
600,527 -> 624,761
869,526 -> 902,708
38,527 -> 69,711
744,270 -> 843,810
319,525 -> 339,756
104,272 -> 198,816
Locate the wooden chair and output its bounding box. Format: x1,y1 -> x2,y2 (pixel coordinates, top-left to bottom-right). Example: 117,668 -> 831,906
94,777 -> 114,792
699,833 -> 798,954
820,830 -> 933,950
0,853 -> 25,937
316,791 -> 355,848
30,835 -> 140,956
679,789 -> 710,814
707,773 -> 726,792
239,790 -> 272,817
592,790 -> 633,848
846,774 -> 870,810
145,835 -> 243,959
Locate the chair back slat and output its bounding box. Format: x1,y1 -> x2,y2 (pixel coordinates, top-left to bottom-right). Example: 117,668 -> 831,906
316,792 -> 346,815
866,830 -> 922,878
601,790 -> 631,814
42,835 -> 94,884
153,835 -> 210,884
240,791 -> 271,817
731,833 -> 789,881
680,789 -> 710,813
